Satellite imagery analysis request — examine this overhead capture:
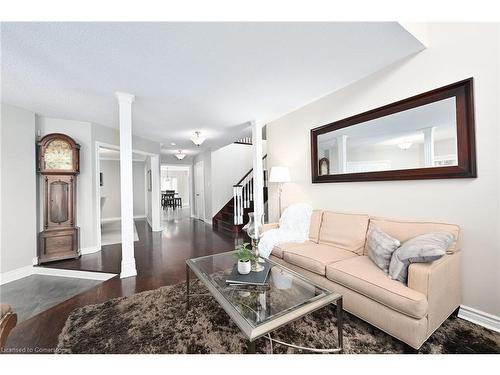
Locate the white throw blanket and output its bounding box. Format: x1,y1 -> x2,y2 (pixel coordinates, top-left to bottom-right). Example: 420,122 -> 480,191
258,203 -> 313,258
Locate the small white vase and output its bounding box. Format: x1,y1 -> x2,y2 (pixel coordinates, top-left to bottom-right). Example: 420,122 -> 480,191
238,260 -> 251,275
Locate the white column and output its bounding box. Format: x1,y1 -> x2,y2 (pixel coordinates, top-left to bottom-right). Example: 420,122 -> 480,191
423,127 -> 435,167
116,91 -> 137,279
150,155 -> 162,231
251,121 -> 264,230
337,135 -> 347,173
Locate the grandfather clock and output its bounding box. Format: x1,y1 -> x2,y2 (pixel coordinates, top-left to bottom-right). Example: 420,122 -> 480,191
38,133 -> 80,264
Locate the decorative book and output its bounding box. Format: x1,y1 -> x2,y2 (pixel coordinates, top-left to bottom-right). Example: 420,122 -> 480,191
225,262 -> 271,286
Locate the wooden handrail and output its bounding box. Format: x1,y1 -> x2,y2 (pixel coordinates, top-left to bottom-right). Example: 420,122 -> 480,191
233,154 -> 267,186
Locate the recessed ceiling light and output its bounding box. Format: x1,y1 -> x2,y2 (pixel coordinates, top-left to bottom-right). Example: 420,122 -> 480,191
170,142 -> 176,146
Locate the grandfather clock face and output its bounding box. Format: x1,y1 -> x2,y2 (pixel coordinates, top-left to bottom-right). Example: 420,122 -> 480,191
44,139 -> 73,171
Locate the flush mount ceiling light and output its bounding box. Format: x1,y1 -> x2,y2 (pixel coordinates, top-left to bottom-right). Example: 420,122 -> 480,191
398,142 -> 413,150
174,150 -> 186,160
191,131 -> 206,147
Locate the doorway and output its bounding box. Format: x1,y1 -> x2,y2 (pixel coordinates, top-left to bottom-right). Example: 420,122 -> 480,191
98,146 -> 145,245
194,160 -> 205,221
160,164 -> 192,222
94,142 -> 161,250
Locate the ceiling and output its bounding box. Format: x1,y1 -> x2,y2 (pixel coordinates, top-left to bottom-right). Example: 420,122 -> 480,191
1,22 -> 423,155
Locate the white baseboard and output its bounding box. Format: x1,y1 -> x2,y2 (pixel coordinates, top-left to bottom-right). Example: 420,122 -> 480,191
80,246 -> 101,255
33,267 -> 116,281
0,266 -> 33,285
459,305 -> 500,333
101,216 -> 121,223
101,215 -> 146,223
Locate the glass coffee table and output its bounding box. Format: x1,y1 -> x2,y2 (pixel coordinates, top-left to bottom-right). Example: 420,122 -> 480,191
186,251 -> 343,353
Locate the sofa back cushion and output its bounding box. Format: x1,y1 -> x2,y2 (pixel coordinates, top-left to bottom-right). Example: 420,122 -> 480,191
365,217 -> 461,255
318,211 -> 370,255
309,210 -> 323,243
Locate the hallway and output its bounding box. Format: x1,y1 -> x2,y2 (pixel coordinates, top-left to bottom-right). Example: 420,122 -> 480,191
6,215 -> 243,351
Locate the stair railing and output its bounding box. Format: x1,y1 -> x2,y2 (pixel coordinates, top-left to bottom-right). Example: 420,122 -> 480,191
233,155 -> 267,225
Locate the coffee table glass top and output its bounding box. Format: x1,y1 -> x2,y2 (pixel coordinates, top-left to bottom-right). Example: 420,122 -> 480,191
186,251 -> 341,341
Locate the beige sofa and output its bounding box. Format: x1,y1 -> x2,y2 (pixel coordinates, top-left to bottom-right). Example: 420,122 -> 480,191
264,210 -> 461,349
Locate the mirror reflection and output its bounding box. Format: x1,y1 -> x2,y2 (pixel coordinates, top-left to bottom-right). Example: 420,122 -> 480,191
317,97 -> 458,175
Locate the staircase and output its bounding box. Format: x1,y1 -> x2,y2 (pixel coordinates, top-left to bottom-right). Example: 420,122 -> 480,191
212,155 -> 268,237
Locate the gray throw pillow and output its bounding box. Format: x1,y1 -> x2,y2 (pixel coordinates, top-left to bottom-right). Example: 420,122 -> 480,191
389,232 -> 455,283
367,226 -> 401,273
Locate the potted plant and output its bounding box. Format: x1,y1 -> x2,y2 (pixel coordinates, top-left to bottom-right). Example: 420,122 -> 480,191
235,243 -> 254,275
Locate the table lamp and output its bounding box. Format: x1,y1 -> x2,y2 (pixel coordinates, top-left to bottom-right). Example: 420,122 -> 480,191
269,166 -> 290,216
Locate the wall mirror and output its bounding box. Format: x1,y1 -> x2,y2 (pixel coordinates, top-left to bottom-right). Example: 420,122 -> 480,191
311,78 -> 476,183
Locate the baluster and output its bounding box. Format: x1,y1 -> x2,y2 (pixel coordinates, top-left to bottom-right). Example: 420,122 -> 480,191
243,182 -> 247,209
233,186 -> 238,224
233,185 -> 243,225
248,178 -> 251,206
250,176 -> 253,202
239,186 -> 244,224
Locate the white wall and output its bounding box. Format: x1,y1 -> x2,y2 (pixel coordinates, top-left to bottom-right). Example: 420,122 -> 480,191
133,161 -> 146,216
99,160 -> 146,219
100,160 -> 121,219
193,142 -> 267,221
0,104 -> 37,274
36,116 -> 96,252
211,143 -> 254,217
145,157 -> 152,224
267,23 -> 500,317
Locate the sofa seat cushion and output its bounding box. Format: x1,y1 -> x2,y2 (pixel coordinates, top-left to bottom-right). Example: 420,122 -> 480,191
326,256 -> 428,319
283,243 -> 357,276
271,241 -> 316,259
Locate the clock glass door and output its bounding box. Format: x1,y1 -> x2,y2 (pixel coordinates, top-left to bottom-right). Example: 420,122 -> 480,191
44,139 -> 73,170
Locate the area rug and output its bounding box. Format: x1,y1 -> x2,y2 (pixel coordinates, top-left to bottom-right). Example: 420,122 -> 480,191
57,280 -> 500,354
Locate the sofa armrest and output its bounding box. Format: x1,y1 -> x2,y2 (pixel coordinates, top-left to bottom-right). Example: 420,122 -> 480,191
262,223 -> 279,233
408,252 -> 461,334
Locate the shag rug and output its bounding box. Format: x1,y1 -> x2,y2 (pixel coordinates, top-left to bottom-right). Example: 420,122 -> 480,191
57,280 -> 500,354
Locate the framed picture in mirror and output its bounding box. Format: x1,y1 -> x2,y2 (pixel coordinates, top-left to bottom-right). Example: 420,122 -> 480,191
319,157 -> 330,176
310,78 -> 476,183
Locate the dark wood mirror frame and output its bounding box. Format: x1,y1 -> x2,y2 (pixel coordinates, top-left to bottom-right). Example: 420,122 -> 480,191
311,78 -> 476,183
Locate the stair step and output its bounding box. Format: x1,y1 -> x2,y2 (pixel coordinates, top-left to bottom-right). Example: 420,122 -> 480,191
215,219 -> 240,233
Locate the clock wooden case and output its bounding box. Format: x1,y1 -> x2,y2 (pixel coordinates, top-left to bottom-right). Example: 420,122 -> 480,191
37,133 -> 80,264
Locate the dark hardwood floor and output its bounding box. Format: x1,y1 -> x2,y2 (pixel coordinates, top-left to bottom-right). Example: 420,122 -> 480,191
5,211 -> 244,352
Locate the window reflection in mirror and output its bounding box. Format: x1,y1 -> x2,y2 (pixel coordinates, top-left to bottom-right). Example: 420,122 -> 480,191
317,97 -> 458,175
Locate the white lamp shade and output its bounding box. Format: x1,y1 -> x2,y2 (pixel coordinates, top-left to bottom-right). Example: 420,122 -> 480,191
269,166 -> 290,183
